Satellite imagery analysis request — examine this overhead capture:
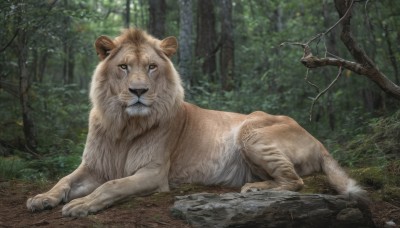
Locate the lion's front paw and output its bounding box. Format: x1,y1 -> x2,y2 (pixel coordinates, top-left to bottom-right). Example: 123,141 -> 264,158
62,197 -> 101,217
27,194 -> 60,211
62,198 -> 89,217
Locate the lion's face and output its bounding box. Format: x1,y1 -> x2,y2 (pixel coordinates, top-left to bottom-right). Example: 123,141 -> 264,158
108,44 -> 162,117
90,30 -> 183,120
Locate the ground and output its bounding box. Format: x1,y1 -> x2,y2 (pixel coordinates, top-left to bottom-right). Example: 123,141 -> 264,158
0,178 -> 399,227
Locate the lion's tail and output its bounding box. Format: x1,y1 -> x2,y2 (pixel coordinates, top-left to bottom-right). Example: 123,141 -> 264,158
321,154 -> 368,201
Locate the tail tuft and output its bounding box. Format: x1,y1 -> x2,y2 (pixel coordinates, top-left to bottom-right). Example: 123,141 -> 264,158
321,154 -> 369,202
344,179 -> 369,202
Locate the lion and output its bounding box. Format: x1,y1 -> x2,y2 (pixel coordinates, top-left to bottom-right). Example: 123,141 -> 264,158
27,29 -> 366,217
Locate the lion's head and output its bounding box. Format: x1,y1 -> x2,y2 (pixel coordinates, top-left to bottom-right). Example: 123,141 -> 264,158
90,29 -> 184,125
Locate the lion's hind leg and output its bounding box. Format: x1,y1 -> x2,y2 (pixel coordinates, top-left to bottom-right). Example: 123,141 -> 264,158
240,130 -> 304,194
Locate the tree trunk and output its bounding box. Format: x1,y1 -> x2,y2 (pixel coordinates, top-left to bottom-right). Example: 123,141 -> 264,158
62,42 -> 68,84
125,0 -> 131,28
17,29 -> 37,151
32,48 -> 38,82
148,0 -> 166,39
219,0 -> 234,91
178,0 -> 193,88
195,0 -> 217,83
323,0 -> 337,130
62,41 -> 75,84
383,25 -> 399,85
38,51 -> 48,83
61,14 -> 74,84
67,44 -> 74,84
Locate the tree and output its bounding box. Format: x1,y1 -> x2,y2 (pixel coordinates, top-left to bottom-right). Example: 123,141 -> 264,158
178,0 -> 193,88
195,0 -> 217,83
0,0 -> 91,154
288,0 -> 400,101
62,0 -> 75,85
148,0 -> 166,39
322,0 -> 338,130
125,0 -> 131,28
0,0 -> 398,161
12,0 -> 57,152
17,28 -> 38,152
219,0 -> 234,91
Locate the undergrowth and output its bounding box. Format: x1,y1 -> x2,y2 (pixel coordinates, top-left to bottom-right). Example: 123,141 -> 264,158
0,151 -> 82,181
0,83 -> 87,181
331,110 -> 400,167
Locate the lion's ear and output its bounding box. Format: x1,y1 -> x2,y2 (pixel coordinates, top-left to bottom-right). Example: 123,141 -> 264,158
95,36 -> 115,60
160,36 -> 178,58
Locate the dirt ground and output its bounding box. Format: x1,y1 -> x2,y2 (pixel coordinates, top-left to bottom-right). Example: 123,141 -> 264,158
0,179 -> 399,228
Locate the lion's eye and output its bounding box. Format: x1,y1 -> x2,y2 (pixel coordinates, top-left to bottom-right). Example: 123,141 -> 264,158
148,64 -> 157,71
119,64 -> 128,70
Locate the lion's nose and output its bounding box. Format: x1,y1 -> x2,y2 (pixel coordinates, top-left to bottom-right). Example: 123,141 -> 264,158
129,88 -> 149,97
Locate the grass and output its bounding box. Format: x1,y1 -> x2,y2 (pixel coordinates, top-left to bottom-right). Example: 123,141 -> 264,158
0,156 -> 29,180
0,152 -> 81,181
341,110 -> 400,167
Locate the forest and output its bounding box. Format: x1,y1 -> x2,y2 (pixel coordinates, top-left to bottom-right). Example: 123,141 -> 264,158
0,0 -> 399,226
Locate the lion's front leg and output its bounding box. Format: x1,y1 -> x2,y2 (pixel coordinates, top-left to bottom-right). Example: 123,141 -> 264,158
27,164 -> 102,211
62,165 -> 169,217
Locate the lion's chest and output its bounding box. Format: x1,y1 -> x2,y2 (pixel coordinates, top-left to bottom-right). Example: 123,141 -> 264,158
83,135 -> 162,181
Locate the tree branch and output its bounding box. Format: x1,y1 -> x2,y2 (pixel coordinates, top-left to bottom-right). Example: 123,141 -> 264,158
282,0 -> 400,101
0,29 -> 19,53
334,0 -> 375,68
309,66 -> 343,121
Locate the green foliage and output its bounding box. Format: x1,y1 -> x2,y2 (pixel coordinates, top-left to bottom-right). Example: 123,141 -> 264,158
329,110 -> 400,167
0,152 -> 81,181
0,83 -> 87,180
0,156 -> 29,180
350,161 -> 400,203
31,83 -> 89,152
25,152 -> 82,180
0,0 -> 399,182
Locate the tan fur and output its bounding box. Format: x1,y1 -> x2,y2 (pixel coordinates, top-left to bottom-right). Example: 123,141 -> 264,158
27,29 -> 366,217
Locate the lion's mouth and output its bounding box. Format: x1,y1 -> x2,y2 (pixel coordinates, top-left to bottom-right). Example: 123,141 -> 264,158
128,101 -> 148,107
125,101 -> 151,116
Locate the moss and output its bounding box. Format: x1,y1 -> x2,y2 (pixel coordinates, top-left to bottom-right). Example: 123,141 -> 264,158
382,187 -> 400,205
301,174 -> 336,195
301,164 -> 400,206
350,167 -> 385,190
350,165 -> 400,204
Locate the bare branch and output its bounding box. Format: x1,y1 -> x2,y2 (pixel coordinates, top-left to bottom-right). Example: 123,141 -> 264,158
304,69 -> 320,93
0,29 -> 19,53
335,0 -> 400,99
309,67 -> 344,122
302,0 -> 354,46
282,0 -> 400,102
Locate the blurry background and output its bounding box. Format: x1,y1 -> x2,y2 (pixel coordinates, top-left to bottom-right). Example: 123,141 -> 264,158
0,0 -> 399,191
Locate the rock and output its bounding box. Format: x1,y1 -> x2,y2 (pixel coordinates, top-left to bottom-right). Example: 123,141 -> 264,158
171,190 -> 374,228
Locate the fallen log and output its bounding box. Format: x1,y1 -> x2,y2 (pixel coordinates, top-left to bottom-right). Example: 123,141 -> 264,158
171,190 -> 374,227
